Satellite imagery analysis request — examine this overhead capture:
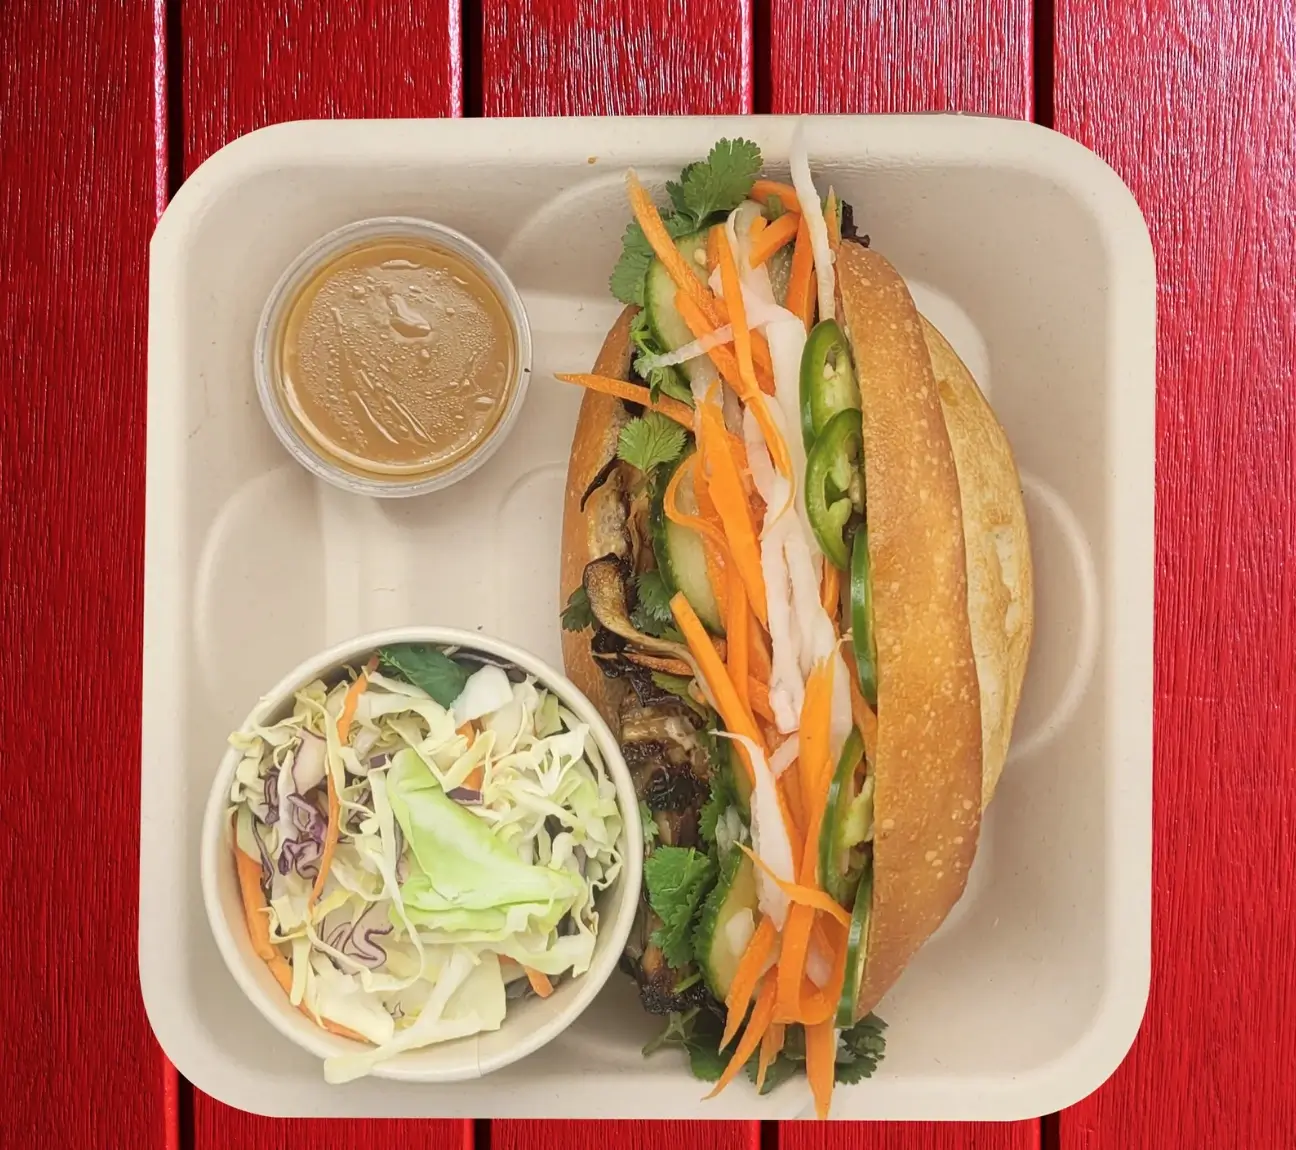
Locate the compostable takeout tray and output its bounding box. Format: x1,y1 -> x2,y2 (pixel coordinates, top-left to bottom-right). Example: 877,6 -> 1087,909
141,115 -> 1155,1121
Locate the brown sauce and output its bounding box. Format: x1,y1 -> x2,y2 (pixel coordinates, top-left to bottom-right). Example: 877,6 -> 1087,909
277,237 -> 516,477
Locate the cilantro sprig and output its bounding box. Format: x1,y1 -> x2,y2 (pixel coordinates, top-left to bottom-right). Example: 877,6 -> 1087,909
629,309 -> 693,404
618,412 -> 686,475
610,138 -> 763,306
560,585 -> 594,632
644,845 -> 717,968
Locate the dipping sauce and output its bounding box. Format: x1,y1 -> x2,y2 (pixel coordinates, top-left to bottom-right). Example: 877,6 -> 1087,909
275,236 -> 519,478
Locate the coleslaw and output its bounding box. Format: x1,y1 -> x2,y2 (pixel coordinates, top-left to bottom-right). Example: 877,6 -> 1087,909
226,644 -> 624,1083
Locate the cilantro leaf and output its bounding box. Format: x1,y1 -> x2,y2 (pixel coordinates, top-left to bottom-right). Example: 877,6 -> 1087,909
610,214 -> 694,305
745,1048 -> 802,1095
629,309 -> 694,404
560,585 -> 594,632
377,645 -> 468,708
666,139 -> 763,228
834,1014 -> 888,1084
698,765 -> 735,844
634,569 -> 675,624
639,800 -> 659,849
648,671 -> 706,715
618,413 -> 687,475
644,846 -> 717,968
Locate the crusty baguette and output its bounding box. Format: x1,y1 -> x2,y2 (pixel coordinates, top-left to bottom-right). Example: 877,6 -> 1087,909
924,319 -> 1034,806
558,306 -> 638,733
834,243 -> 983,1021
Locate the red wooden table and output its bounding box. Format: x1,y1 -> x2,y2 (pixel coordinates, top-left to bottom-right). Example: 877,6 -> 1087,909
4,0 -> 1293,1146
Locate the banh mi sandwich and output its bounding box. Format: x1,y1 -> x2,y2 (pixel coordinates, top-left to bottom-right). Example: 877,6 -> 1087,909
555,137 -> 1033,1116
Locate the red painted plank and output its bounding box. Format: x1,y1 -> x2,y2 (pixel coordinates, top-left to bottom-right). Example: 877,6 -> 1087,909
481,0 -> 757,1144
182,0 -> 462,175
1053,2 -> 1296,1143
178,2 -> 465,1144
481,0 -> 752,115
769,1 -> 1037,1146
492,1123 -> 758,1150
768,0 -> 1032,118
0,2 -> 165,1148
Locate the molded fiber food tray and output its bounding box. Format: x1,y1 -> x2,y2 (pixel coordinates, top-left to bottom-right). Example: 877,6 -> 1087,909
141,115 -> 1155,1120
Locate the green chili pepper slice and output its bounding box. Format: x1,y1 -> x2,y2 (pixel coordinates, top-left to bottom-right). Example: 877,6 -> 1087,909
804,408 -> 863,568
799,320 -> 860,450
850,526 -> 878,709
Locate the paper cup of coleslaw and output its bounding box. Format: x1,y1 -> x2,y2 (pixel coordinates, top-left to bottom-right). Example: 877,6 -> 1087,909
200,627 -> 642,1084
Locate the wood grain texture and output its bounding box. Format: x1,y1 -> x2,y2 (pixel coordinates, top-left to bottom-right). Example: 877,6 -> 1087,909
768,0 -> 1032,117
491,1123 -> 759,1150
181,0 -> 462,174
178,2 -> 465,1144
482,0 -> 757,1144
770,2 -> 1036,1146
1053,3 -> 1296,1142
0,2 -> 164,1148
480,0 -> 752,115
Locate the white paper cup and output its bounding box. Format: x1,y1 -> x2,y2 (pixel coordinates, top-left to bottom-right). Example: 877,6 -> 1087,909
200,627 -> 641,1082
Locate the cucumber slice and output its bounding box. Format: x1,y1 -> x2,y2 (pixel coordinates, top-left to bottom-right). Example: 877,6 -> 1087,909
695,848 -> 759,1002
835,863 -> 874,1028
818,727 -> 868,905
644,231 -> 710,385
651,453 -> 724,634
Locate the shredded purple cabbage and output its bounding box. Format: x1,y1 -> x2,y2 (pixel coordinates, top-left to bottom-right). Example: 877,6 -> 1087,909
324,903 -> 392,968
280,836 -> 322,879
447,787 -> 483,805
262,767 -> 280,824
286,793 -> 327,843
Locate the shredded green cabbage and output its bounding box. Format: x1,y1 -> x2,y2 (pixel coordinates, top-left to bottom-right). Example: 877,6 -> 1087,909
225,657 -> 624,1082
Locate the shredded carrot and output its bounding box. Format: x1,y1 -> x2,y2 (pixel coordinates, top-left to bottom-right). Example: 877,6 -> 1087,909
749,614 -> 773,686
797,659 -> 836,875
674,289 -> 777,398
749,679 -> 774,723
236,848 -> 278,963
749,211 -> 801,267
750,214 -> 768,240
848,670 -> 879,765
786,214 -> 815,331
239,848 -> 367,1042
774,902 -> 816,1020
778,770 -> 804,836
798,922 -> 851,1026
721,915 -> 777,1049
820,561 -> 841,619
525,967 -> 555,998
698,400 -> 769,626
626,172 -> 724,327
741,845 -> 852,928
671,593 -> 763,771
806,1018 -> 838,1119
705,975 -> 777,1100
311,658 -> 377,906
554,372 -> 694,428
457,721 -> 484,789
824,188 -> 841,251
756,1022 -> 786,1094
727,567 -> 750,713
706,226 -> 721,274
714,226 -> 761,402
751,180 -> 801,214
690,456 -> 732,620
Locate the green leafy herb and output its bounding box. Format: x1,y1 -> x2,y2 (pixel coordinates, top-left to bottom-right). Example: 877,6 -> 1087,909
610,140 -> 762,305
665,139 -> 763,229
618,413 -> 687,475
560,586 -> 594,632
377,645 -> 468,709
644,845 -> 717,968
745,1046 -> 802,1095
610,214 -> 695,305
649,671 -> 705,715
642,1007 -> 698,1057
639,800 -> 659,849
833,1013 -> 888,1084
642,1009 -> 727,1081
634,570 -> 675,624
698,765 -> 736,845
629,310 -> 694,405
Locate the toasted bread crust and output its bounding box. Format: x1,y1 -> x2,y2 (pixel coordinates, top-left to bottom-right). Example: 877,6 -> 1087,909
558,307 -> 638,732
835,243 -> 983,1020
